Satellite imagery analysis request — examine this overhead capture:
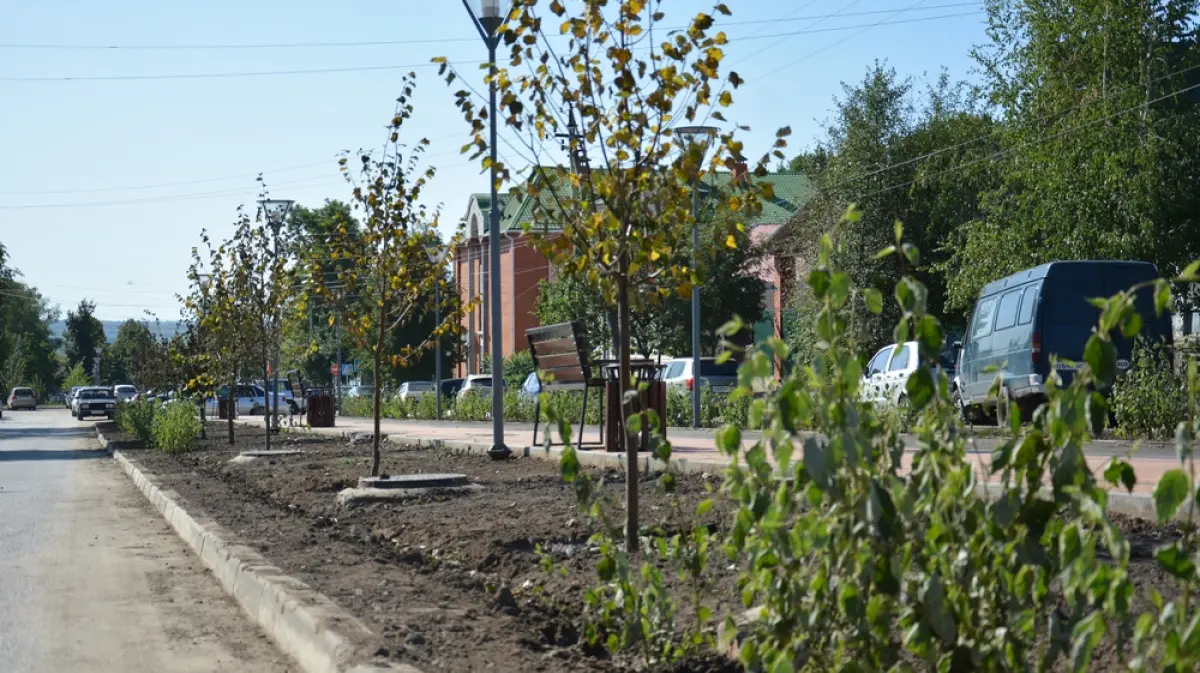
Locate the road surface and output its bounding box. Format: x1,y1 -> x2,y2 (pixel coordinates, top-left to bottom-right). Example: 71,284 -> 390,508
0,408 -> 293,673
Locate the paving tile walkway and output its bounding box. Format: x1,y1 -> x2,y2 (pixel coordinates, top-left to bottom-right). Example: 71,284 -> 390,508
241,415 -> 1182,494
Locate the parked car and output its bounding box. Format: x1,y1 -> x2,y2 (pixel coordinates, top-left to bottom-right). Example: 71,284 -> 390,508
7,387 -> 37,410
74,387 -> 116,420
398,381 -> 435,401
953,260 -> 1171,423
257,379 -> 300,414
203,384 -> 287,417
661,357 -> 738,394
457,375 -> 499,399
861,341 -> 959,407
113,384 -> 138,404
65,386 -> 82,408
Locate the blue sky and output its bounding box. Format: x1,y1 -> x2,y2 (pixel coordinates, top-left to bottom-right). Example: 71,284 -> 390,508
0,0 -> 987,320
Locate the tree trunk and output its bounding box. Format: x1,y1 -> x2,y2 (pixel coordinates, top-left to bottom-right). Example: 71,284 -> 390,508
617,272 -> 638,553
227,367 -> 236,445
606,308 -> 620,362
371,303 -> 386,477
263,357 -> 271,451
198,397 -> 207,440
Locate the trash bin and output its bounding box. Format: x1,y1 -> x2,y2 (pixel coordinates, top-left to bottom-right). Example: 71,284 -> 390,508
603,361 -> 667,453
218,398 -> 236,420
307,389 -> 335,428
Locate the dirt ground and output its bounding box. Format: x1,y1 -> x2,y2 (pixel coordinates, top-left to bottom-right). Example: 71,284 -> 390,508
104,422 -> 1188,672
109,422 -> 738,673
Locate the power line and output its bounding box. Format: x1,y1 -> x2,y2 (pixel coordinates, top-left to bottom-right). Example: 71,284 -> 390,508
0,131 -> 466,197
858,78 -> 1200,200
750,0 -> 950,83
0,5 -> 980,51
1,13 -> 982,83
820,60 -> 1200,191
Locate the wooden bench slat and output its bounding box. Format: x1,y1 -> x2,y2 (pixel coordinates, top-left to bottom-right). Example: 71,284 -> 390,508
531,336 -> 580,356
527,323 -> 577,342
538,366 -> 589,384
535,352 -> 583,370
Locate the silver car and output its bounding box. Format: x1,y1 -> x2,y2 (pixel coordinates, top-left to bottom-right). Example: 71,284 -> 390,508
661,357 -> 739,395
7,387 -> 37,410
113,384 -> 138,403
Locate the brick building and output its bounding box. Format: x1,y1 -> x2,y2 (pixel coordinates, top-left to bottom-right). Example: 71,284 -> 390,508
453,171 -> 813,377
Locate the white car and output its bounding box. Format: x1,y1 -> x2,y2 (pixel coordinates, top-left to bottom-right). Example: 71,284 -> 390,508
457,375 -> 497,399
398,381 -> 435,401
203,384 -> 287,417
113,384 -> 138,403
74,387 -> 116,420
661,357 -> 738,395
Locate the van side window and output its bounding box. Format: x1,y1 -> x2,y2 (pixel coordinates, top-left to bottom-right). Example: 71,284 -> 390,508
888,344 -> 911,372
1017,284 -> 1039,325
994,291 -> 1021,331
971,298 -> 998,338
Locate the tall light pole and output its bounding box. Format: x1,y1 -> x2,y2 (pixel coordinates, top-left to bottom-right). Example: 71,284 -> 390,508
259,198 -> 294,443
462,0 -> 510,459
674,126 -> 718,429
425,242 -> 450,422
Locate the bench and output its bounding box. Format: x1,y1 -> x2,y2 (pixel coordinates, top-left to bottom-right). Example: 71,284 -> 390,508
526,321 -> 605,450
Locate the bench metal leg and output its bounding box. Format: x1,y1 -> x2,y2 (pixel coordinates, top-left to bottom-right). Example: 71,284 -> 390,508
532,398 -> 541,447
578,387 -> 587,452
597,384 -> 605,446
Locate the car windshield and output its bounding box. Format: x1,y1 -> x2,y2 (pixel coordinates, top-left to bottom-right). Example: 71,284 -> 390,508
405,382 -> 432,391
79,389 -> 111,399
12,388 -> 33,396
115,386 -> 136,393
469,378 -> 493,387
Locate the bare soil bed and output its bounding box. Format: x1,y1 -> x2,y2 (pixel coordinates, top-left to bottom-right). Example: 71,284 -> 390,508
100,421 -> 1188,672
106,422 -> 738,673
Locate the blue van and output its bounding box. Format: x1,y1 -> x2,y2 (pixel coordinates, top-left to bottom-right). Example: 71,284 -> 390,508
954,260 -> 1171,422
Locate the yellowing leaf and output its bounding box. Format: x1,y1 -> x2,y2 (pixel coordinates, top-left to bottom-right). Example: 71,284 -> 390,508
725,235 -> 737,249
650,250 -> 661,261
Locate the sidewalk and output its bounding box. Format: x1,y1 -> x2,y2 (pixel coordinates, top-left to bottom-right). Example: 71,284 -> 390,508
240,415 -> 1182,494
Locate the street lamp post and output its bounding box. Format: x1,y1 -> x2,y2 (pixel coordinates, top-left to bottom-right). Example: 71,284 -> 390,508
259,198 -> 295,445
462,0 -> 510,459
425,243 -> 450,422
673,126 -> 718,429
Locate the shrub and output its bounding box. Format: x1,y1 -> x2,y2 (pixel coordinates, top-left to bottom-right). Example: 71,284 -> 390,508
151,400 -> 201,452
453,389 -> 491,421
503,350 -> 535,389
557,223 -> 1200,671
1111,339 -> 1186,439
340,396 -> 373,418
116,399 -> 156,446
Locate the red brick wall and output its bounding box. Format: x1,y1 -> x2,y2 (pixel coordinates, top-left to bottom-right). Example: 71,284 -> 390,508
511,235 -> 550,354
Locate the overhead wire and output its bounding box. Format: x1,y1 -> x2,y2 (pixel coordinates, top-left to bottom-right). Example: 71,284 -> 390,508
0,12 -> 982,83
0,5 -> 980,51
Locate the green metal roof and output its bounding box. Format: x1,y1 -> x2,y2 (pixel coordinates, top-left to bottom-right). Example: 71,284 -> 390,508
477,170 -> 814,235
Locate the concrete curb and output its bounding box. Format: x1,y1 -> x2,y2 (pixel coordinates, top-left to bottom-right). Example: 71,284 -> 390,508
101,429 -> 420,673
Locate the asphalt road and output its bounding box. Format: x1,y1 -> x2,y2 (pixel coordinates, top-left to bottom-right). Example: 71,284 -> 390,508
0,408 -> 293,673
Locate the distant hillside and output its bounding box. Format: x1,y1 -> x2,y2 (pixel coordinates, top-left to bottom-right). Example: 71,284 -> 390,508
49,319 -> 186,344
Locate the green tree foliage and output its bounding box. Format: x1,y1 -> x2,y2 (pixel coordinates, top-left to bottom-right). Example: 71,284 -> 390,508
109,319 -> 152,385
313,73 -> 466,476
947,0 -> 1200,310
62,362 -> 90,391
65,299 -> 107,380
281,200 -> 361,385
783,64 -> 999,355
439,0 -> 784,550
